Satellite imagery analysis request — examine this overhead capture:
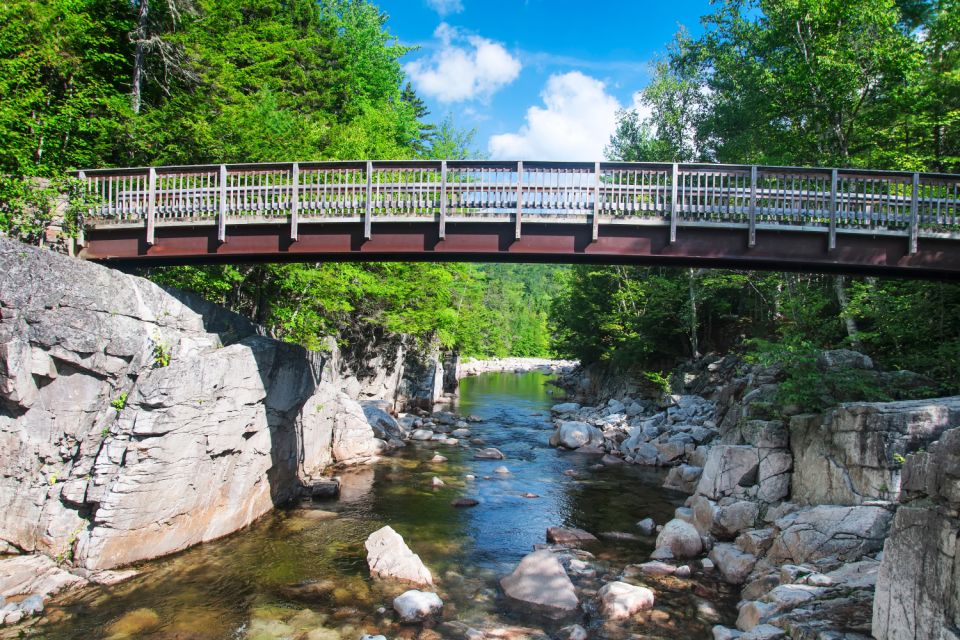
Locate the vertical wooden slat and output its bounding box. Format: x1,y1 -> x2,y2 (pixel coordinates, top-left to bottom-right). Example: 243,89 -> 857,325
439,160 -> 447,239
364,160 -> 373,239
515,161 -> 523,239
670,163 -> 679,243
910,172 -> 920,255
218,164 -> 227,243
290,162 -> 299,241
75,171 -> 86,249
828,169 -> 838,250
146,167 -> 156,246
748,165 -> 758,248
592,161 -> 600,241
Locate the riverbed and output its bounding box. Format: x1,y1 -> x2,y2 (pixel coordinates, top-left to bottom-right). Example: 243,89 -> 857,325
24,372 -> 738,639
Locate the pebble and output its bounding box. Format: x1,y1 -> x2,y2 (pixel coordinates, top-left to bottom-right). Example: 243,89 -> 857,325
452,498 -> 479,507
494,466 -> 510,474
432,476 -> 445,487
430,454 -> 447,463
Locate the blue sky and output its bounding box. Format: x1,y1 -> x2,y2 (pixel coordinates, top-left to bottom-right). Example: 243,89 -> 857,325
376,0 -> 714,161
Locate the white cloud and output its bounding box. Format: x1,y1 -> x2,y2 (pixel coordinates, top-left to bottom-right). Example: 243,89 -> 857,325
489,72 -> 641,161
425,0 -> 463,16
403,23 -> 521,103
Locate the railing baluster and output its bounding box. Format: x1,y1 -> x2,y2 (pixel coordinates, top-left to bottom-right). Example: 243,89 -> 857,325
146,167 -> 156,245
910,172 -> 920,255
828,169 -> 838,250
592,161 -> 600,241
515,161 -> 523,239
670,163 -> 679,243
290,163 -> 299,241
364,160 -> 373,239
218,165 -> 227,243
749,166 -> 757,248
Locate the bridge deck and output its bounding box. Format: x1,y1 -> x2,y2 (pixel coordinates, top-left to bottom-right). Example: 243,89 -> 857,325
75,160 -> 960,276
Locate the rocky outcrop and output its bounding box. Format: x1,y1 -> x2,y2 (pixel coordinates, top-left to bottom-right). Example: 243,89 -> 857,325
873,427 -> 960,640
791,398 -> 960,506
0,239 -> 386,571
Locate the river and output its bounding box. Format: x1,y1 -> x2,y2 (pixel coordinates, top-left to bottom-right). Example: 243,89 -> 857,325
27,372 -> 738,640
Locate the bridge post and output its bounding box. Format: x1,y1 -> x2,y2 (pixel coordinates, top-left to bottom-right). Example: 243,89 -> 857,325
515,160 -> 523,240
748,165 -> 758,248
364,160 -> 373,240
592,161 -> 600,241
290,162 -> 299,242
218,164 -> 227,243
146,167 -> 156,246
439,160 -> 447,239
828,168 -> 838,250
910,172 -> 920,255
76,171 -> 86,249
670,163 -> 679,243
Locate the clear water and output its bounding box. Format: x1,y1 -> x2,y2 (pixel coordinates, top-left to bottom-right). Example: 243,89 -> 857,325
17,372 -> 738,640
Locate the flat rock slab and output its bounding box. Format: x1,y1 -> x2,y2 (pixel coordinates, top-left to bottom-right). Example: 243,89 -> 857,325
0,554 -> 86,599
500,550 -> 579,617
546,527 -> 598,545
365,525 -> 433,586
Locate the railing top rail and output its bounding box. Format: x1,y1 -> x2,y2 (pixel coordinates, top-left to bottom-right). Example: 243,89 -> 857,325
72,159 -> 960,181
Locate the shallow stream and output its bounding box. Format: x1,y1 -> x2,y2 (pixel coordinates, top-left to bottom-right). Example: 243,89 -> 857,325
27,372 -> 738,640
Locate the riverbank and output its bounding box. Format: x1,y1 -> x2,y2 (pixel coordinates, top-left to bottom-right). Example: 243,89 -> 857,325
544,355 -> 960,639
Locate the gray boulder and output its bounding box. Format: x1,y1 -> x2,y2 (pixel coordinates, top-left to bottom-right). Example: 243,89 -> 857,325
365,526 -> 433,586
768,505 -> 892,565
500,550 -> 578,617
695,446 -> 759,499
393,590 -> 443,622
654,519 -> 702,559
554,421 -> 604,449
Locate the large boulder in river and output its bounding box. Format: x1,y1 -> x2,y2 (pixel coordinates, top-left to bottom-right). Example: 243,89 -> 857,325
596,581 -> 654,619
361,401 -> 406,441
500,550 -> 579,617
654,519 -> 702,559
365,526 -> 433,586
554,421 -> 604,449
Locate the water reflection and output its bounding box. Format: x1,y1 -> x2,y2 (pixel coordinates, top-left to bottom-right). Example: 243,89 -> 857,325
20,372 -> 735,640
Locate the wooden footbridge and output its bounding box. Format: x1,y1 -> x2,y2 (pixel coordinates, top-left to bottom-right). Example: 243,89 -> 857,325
75,160 -> 960,276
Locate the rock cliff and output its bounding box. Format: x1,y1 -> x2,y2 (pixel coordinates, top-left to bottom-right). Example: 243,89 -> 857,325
0,238 -> 386,570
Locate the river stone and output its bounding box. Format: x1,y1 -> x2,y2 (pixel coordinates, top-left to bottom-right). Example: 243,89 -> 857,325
555,421 -> 604,449
474,448 -> 505,460
451,498 -> 479,507
361,402 -> 405,440
365,526 -> 433,586
636,518 -> 656,536
393,589 -> 443,622
709,544 -> 758,585
105,607 -> 162,636
546,527 -> 598,545
451,428 -> 471,438
551,403 -> 581,415
597,581 -> 655,619
654,519 -> 702,559
663,464 -> 703,494
632,561 -> 677,576
500,550 -> 579,616
410,429 -> 434,441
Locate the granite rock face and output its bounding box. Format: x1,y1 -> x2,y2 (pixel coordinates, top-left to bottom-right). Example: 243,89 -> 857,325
0,239 -> 384,570
791,398 -> 960,506
873,427 -> 960,640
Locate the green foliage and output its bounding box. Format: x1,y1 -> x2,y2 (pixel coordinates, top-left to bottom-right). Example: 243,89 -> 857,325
745,337 -> 887,411
152,339 -> 171,368
110,392 -> 127,411
0,175 -> 96,244
643,371 -> 672,395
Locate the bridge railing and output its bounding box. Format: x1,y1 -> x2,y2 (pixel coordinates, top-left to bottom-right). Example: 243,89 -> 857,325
75,160 -> 960,252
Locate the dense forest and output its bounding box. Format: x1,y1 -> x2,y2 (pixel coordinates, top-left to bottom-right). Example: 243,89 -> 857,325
551,0 -> 960,393
2,0 -> 959,389
0,0 -> 556,358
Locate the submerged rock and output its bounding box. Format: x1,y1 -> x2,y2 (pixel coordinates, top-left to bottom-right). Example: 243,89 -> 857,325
554,421 -> 604,449
452,498 -> 479,508
474,448 -> 505,460
500,550 -> 578,616
546,527 -> 598,545
365,526 -> 433,586
393,589 -> 443,622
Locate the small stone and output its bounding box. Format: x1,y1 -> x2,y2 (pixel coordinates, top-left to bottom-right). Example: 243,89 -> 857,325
557,624 -> 588,640
675,565 -> 692,578
712,626 -> 743,640
393,590 -> 443,622
494,466 -> 510,474
634,561 -> 676,576
465,474 -> 476,481
636,517 -> 656,536
522,493 -> 539,499
430,454 -> 447,463
452,498 -> 479,508
465,628 -> 484,640
411,429 -> 434,441
432,476 -> 444,487
702,558 -> 715,570
741,624 -> 785,639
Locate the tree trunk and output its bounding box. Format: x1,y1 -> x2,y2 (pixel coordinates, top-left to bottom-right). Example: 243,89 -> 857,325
688,268 -> 700,359
132,0 -> 149,114
833,275 -> 862,350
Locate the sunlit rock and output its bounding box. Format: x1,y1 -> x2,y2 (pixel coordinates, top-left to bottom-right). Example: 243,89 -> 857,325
364,525 -> 432,586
